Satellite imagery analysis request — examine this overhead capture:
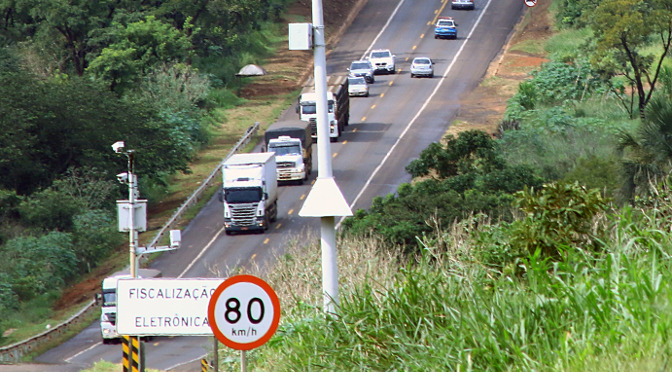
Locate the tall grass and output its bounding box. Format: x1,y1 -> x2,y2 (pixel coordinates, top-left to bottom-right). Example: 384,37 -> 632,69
211,202 -> 672,371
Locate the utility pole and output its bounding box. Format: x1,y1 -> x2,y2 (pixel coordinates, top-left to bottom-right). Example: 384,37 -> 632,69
297,0 -> 353,315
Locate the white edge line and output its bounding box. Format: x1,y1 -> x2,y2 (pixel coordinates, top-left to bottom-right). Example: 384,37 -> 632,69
64,342 -> 101,363
360,0 -> 407,60
338,0 -> 494,229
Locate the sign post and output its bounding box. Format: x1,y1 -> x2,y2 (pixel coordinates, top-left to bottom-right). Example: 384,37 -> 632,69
208,275 -> 280,372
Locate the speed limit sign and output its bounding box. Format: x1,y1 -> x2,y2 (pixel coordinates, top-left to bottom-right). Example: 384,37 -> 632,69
208,275 -> 280,350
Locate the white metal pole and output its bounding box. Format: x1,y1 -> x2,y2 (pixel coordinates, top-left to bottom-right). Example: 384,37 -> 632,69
312,0 -> 332,179
128,151 -> 137,279
321,216 -> 338,313
311,0 -> 339,313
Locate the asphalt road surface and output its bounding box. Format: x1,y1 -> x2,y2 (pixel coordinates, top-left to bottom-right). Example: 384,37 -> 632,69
27,0 -> 525,370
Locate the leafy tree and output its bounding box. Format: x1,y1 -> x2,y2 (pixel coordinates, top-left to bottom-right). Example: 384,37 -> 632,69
344,131 -> 544,251
87,16 -> 193,92
617,95 -> 672,201
12,0 -> 119,75
0,232 -> 77,300
589,0 -> 672,118
510,182 -> 608,258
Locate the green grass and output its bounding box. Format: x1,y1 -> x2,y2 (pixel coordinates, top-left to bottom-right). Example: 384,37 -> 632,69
207,202 -> 672,371
545,27 -> 592,62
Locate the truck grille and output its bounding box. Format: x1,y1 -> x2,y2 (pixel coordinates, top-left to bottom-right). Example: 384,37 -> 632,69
230,203 -> 257,226
277,161 -> 294,168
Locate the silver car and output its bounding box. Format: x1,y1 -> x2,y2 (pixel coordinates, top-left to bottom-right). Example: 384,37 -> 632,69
348,60 -> 375,83
348,76 -> 369,97
410,57 -> 434,78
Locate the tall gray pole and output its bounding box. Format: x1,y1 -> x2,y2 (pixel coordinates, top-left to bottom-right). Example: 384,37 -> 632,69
299,0 -> 352,316
312,0 -> 338,314
127,151 -> 137,279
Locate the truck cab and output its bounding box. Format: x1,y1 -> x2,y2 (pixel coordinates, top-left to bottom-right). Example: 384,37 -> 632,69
298,91 -> 341,141
97,268 -> 161,343
222,153 -> 278,234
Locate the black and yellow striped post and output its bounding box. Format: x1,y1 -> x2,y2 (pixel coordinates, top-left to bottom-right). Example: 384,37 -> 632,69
201,358 -> 212,372
122,335 -> 143,372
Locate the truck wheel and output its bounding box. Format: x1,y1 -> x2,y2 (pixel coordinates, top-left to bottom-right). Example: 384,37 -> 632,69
330,137 -> 337,142
270,201 -> 278,222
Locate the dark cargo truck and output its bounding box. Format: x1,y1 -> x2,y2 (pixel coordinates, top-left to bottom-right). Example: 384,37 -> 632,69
263,120 -> 313,183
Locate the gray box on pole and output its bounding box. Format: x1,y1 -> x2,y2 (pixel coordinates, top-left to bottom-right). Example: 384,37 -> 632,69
288,23 -> 313,50
117,199 -> 148,232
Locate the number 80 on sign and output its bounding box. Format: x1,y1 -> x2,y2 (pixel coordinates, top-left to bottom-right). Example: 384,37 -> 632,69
208,275 -> 280,350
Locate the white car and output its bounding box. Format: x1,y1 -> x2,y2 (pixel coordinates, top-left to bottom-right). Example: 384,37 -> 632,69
348,60 -> 375,83
368,49 -> 396,74
452,0 -> 475,10
410,57 -> 434,78
348,76 -> 369,97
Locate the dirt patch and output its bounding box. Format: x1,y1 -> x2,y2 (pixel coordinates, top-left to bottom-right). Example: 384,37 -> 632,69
447,1 -> 552,137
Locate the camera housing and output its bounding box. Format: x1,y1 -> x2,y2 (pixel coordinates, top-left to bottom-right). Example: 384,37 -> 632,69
116,172 -> 129,183
111,141 -> 125,153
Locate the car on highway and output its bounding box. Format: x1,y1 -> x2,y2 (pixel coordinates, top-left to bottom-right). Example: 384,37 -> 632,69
410,57 -> 434,78
368,49 -> 396,74
348,60 -> 375,83
434,16 -> 457,39
348,76 -> 370,97
452,0 -> 475,10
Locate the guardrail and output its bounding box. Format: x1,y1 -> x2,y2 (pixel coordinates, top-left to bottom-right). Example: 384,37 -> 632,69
0,122 -> 260,364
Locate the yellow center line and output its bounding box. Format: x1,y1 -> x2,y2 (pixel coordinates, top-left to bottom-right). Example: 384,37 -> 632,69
431,0 -> 450,24
362,116 -> 367,121
342,140 -> 348,144
353,128 -> 358,132
311,179 -> 316,185
251,253 -> 257,260
405,57 -> 410,61
371,104 -> 376,109
288,209 -> 294,215
300,194 -> 306,200
380,92 -> 385,98
388,81 -> 393,86
263,238 -> 269,244
421,33 -> 425,38
275,223 -> 282,229
412,45 -> 417,50
332,153 -> 338,158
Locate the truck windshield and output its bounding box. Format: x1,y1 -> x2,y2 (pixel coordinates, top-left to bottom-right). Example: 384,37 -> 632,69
301,102 -> 334,114
225,187 -> 263,203
269,143 -> 301,156
102,289 -> 116,307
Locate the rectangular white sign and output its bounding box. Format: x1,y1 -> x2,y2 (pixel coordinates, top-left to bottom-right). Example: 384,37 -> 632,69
117,278 -> 224,336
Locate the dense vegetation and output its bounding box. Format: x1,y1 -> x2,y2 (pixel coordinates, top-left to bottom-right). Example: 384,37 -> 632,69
0,0 -> 292,342
201,0 -> 672,370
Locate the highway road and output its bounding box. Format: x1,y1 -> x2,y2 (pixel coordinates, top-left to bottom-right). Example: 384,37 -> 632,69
31,0 -> 525,370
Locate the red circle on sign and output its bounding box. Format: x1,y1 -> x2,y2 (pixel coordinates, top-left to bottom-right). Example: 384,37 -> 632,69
208,275 -> 280,350
524,0 -> 537,6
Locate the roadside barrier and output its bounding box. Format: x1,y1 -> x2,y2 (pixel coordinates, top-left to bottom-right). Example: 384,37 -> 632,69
0,123 -> 260,364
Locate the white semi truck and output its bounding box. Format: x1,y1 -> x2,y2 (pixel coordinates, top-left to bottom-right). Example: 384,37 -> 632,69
97,268 -> 161,343
263,120 -> 312,184
297,74 -> 350,142
221,152 -> 278,234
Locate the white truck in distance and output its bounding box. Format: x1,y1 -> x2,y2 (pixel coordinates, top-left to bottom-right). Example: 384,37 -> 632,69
97,268 -> 161,344
264,120 -> 312,184
297,74 -> 350,142
221,152 -> 278,234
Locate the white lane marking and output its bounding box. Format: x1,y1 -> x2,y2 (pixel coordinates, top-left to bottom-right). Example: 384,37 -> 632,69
338,0 -> 494,229
178,225 -> 226,278
65,342 -> 101,362
360,0 -> 407,60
